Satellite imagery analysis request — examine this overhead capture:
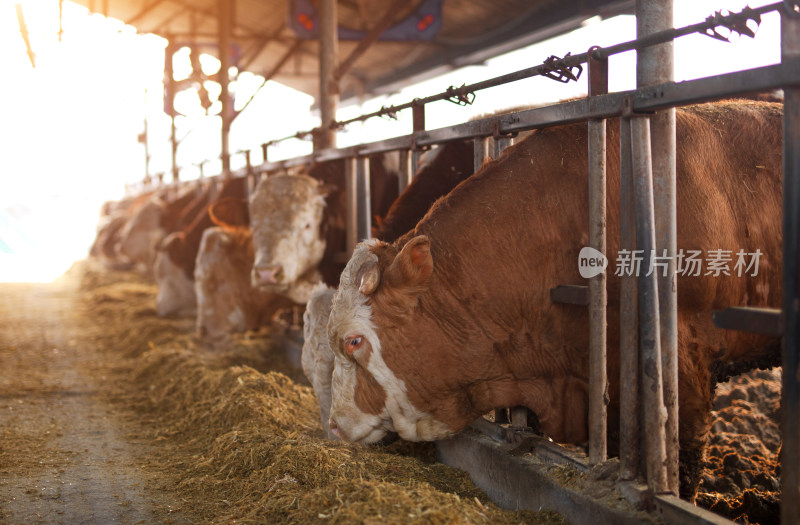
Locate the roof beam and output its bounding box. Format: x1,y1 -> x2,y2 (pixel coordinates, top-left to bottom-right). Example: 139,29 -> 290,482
128,0 -> 168,25
333,0 -> 407,83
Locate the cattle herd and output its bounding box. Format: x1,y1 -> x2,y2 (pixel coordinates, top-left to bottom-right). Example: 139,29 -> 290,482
90,99 -> 784,503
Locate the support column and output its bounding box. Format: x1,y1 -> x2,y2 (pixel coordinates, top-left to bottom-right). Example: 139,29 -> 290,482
636,0 -> 678,495
587,51 -> 608,466
781,6 -> 800,525
219,0 -> 233,180
164,39 -> 179,184
315,0 -> 339,150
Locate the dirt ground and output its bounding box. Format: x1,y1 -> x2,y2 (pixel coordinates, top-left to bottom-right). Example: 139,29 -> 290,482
0,273 -> 187,524
0,259 -> 783,524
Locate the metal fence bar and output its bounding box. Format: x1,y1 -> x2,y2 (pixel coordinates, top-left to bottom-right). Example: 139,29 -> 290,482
345,157 -> 358,255
588,51 -> 609,466
619,116 -> 640,481
412,104 -> 426,176
356,156 -> 372,243
631,116 -> 669,493
637,0 -> 679,495
474,137 -> 489,172
398,149 -> 412,194
781,5 -> 800,525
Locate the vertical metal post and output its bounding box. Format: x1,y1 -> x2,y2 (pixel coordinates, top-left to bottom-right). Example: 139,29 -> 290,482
474,137 -> 489,172
398,149 -> 412,194
412,103 -> 425,175
261,143 -> 269,164
345,158 -> 358,255
588,50 -> 608,465
142,89 -> 151,184
164,39 -> 179,184
218,0 -> 233,180
356,156 -> 372,242
493,136 -> 512,158
781,6 -> 800,525
316,0 -> 339,150
631,117 -> 668,493
619,116 -> 640,481
636,0 -> 678,493
58,0 -> 63,41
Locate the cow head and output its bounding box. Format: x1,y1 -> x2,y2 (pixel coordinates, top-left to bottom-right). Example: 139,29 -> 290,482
249,174 -> 328,301
154,232 -> 196,317
116,196 -> 167,269
327,237 -> 452,443
195,226 -> 253,339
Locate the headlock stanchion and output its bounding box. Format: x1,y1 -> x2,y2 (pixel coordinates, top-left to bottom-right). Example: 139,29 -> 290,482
132,2 -> 800,523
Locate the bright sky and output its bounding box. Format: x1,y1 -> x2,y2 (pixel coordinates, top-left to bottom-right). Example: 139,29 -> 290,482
0,0 -> 781,282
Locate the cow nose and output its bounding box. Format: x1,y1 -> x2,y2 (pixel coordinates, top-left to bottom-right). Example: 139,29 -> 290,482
328,417 -> 341,439
254,264 -> 283,285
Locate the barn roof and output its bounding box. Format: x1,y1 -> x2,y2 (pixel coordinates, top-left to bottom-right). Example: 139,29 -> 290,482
70,0 -> 633,104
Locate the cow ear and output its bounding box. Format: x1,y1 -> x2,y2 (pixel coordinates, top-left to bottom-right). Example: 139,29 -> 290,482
386,235 -> 433,290
357,259 -> 380,295
317,183 -> 338,197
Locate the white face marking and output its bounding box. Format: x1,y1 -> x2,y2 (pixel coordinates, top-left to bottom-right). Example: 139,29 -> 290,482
250,175 -> 327,293
327,241 -> 452,443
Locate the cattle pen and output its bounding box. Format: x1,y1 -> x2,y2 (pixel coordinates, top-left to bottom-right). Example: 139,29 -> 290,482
59,0 -> 799,523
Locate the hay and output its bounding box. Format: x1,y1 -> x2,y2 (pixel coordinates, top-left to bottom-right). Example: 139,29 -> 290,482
76,260 -> 565,524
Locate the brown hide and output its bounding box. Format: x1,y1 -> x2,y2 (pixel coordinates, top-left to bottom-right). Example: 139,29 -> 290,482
163,177 -> 249,281
374,139 -> 474,242
335,101 -> 783,498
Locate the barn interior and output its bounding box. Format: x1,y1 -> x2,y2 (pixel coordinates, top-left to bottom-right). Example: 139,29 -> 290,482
2,1 -> 798,524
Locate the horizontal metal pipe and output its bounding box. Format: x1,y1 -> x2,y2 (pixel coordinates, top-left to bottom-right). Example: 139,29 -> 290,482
218,61 -> 798,181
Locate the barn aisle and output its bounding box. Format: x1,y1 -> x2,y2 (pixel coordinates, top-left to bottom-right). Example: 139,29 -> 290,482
0,272 -> 184,524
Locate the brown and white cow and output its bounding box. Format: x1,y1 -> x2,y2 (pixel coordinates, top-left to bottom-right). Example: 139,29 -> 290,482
301,143 -> 479,437
326,100 -> 783,498
194,225 -> 292,339
153,177 -> 248,317
250,156 -> 399,302
116,186 -> 201,272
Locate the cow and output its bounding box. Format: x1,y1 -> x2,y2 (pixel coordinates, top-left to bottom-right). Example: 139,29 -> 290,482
153,176 -> 248,317
90,191 -> 157,270
374,139 -> 474,241
116,185 -> 201,272
250,155 -> 398,303
325,100 -> 783,499
301,284 -> 337,438
194,224 -> 293,339
301,142 -> 478,438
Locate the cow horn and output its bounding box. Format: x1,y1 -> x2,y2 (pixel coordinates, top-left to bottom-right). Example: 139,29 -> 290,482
357,260 -> 380,295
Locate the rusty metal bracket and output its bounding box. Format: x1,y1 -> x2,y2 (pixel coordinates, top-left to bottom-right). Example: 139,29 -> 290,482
444,84 -> 476,106
703,6 -> 761,42
541,52 -> 583,83
621,95 -> 655,118
492,120 -> 518,141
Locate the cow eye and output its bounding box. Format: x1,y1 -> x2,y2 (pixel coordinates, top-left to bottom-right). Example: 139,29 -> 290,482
344,336 -> 363,355
304,223 -> 312,230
